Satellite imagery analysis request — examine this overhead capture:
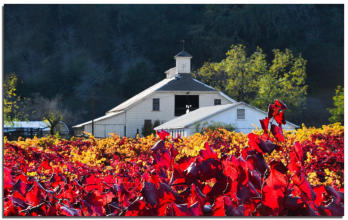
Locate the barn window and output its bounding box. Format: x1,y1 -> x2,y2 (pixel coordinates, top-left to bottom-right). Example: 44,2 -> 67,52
214,99 -> 221,105
237,109 -> 245,120
153,98 -> 160,111
175,95 -> 199,116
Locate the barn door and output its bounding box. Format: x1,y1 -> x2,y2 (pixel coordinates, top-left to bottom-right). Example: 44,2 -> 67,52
175,95 -> 199,116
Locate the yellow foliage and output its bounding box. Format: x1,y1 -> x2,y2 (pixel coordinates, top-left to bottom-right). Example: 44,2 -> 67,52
4,123 -> 343,188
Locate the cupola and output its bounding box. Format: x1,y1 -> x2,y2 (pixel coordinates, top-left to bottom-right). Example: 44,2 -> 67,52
174,50 -> 192,74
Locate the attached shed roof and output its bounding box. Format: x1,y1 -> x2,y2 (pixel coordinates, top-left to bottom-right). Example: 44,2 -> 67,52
154,102 -> 299,130
73,111 -> 124,128
155,103 -> 240,130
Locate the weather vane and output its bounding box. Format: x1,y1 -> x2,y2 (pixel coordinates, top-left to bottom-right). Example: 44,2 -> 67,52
181,40 -> 185,51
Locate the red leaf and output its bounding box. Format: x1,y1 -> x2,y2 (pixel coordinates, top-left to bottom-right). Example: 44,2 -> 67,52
151,140 -> 165,152
169,144 -> 179,159
274,111 -> 286,125
156,130 -> 170,140
4,198 -> 18,216
270,124 -> 285,142
313,185 -> 327,206
247,133 -> 263,153
46,203 -> 57,216
212,196 -> 227,216
294,141 -> 304,162
12,191 -> 28,209
13,178 -> 27,197
25,182 -> 44,206
83,191 -> 106,216
152,148 -> 172,170
262,161 -> 288,214
199,142 -> 218,159
40,160 -> 51,170
259,117 -> 270,134
325,186 -> 344,204
141,181 -> 158,206
158,203 -> 174,216
85,174 -> 102,192
259,139 -> 280,154
274,99 -> 288,110
103,174 -> 116,185
248,133 -> 279,154
222,156 -> 243,182
158,183 -> 180,205
268,104 -> 281,118
124,199 -> 147,216
212,196 -> 243,216
288,142 -> 304,174
59,205 -> 81,216
185,158 -> 222,182
207,175 -> 229,203
292,172 -> 316,203
187,184 -> 206,207
246,152 -> 268,175
4,167 -> 13,192
284,196 -> 304,211
172,202 -> 202,216
101,191 -> 115,206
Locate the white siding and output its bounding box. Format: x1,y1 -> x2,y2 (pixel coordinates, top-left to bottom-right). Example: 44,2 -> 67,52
199,93 -> 231,107
84,113 -> 126,137
125,92 -> 174,138
176,57 -> 191,73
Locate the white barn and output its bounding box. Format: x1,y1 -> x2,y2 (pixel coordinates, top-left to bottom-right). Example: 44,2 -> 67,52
73,50 -> 298,138
73,50 -> 236,138
154,102 -> 298,137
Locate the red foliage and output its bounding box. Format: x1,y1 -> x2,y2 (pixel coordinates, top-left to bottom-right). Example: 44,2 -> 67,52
3,100 -> 344,216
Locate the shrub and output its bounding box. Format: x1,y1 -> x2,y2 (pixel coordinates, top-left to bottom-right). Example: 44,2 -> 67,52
194,121 -> 235,133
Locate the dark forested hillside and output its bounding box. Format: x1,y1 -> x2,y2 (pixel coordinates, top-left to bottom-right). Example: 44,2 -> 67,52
4,4 -> 343,126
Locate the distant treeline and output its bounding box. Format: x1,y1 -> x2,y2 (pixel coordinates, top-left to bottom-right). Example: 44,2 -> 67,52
4,4 -> 343,126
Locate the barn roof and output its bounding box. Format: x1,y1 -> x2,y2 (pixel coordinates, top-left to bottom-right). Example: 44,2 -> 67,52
106,74 -> 220,113
74,73 -> 234,128
154,102 -> 299,130
157,74 -> 217,91
106,78 -> 175,113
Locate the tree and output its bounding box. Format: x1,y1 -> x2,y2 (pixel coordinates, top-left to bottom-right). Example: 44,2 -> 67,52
328,85 -> 344,123
29,94 -> 72,135
3,73 -> 25,124
142,120 -> 161,137
195,44 -> 267,103
4,5 -> 343,126
253,49 -> 307,115
195,44 -> 307,118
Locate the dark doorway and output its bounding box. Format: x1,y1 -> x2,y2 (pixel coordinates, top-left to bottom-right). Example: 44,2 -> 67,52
175,95 -> 199,116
